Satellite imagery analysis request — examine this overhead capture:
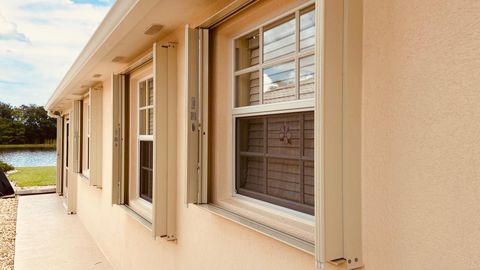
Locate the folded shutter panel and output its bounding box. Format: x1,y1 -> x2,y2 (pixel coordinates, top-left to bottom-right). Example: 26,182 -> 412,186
72,100 -> 82,173
185,26 -> 209,204
90,87 -> 103,187
56,117 -> 63,194
153,43 -> 169,238
152,43 -> 177,240
112,74 -> 125,204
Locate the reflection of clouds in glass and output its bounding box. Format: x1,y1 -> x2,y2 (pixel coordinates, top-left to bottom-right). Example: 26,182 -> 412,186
263,18 -> 295,62
263,62 -> 295,92
300,10 -> 315,50
300,55 -> 315,82
263,72 -> 276,91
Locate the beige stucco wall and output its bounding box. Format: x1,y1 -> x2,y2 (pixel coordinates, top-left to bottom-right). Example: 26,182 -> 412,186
74,11 -> 328,270
362,0 -> 480,269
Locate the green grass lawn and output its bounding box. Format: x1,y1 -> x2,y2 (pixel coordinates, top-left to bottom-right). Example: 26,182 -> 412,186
8,166 -> 56,187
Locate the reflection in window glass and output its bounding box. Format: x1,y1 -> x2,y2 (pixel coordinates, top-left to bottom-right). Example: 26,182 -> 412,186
235,30 -> 260,71
139,81 -> 146,107
263,61 -> 296,104
300,9 -> 315,51
148,108 -> 154,135
235,71 -> 260,107
263,17 -> 295,62
235,111 -> 315,215
148,78 -> 154,106
139,141 -> 153,203
139,109 -> 146,135
300,55 -> 315,99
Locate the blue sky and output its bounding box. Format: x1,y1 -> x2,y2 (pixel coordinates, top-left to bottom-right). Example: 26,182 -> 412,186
0,0 -> 114,106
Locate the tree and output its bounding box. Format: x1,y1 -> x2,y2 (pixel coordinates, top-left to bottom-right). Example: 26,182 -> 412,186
0,102 -> 55,145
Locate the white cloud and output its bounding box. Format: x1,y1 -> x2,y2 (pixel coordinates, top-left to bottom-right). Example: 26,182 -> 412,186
0,0 -> 113,106
0,15 -> 29,42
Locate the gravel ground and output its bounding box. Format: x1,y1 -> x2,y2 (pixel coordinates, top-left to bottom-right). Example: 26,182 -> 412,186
0,197 -> 18,270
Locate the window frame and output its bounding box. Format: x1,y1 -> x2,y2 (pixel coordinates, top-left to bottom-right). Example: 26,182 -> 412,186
81,93 -> 91,178
186,0 -> 362,265
129,74 -> 155,222
230,3 -> 317,220
137,76 -> 154,204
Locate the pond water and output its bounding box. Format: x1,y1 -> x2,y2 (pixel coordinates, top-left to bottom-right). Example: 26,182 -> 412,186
0,148 -> 56,167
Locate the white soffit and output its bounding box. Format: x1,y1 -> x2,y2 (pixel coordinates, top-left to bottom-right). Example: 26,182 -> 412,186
46,0 -> 235,112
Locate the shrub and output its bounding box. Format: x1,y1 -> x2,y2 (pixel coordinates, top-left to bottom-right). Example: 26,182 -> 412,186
0,160 -> 14,172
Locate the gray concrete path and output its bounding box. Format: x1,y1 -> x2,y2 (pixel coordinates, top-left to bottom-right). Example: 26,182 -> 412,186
14,194 -> 112,270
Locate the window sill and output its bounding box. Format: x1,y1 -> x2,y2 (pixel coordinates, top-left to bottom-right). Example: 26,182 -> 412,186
198,196 -> 315,254
117,204 -> 153,231
128,198 -> 153,223
79,174 -> 90,182
197,203 -> 314,254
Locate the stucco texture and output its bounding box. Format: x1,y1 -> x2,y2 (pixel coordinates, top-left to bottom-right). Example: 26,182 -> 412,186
362,0 -> 480,269
74,25 -> 325,270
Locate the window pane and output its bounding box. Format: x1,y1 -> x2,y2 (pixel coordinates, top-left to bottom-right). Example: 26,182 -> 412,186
267,113 -> 300,157
235,71 -> 260,107
87,137 -> 90,170
304,112 -> 314,159
237,156 -> 265,194
140,141 -> 153,203
299,55 -> 315,99
148,108 -> 153,135
235,30 -> 260,71
139,109 -> 146,135
139,81 -> 146,107
235,112 -> 314,215
237,117 -> 264,153
304,160 -> 314,206
148,78 -> 154,106
263,61 -> 296,104
300,9 -> 315,51
263,16 -> 295,62
267,158 -> 300,202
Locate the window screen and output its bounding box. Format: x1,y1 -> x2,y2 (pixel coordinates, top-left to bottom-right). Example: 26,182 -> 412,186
236,111 -> 314,215
139,140 -> 153,202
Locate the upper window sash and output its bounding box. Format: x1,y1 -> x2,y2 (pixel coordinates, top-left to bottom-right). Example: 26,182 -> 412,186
233,4 -> 316,109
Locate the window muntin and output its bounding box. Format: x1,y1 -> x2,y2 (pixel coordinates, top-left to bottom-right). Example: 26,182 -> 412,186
234,6 -> 315,108
233,5 -> 315,215
236,112 -> 314,215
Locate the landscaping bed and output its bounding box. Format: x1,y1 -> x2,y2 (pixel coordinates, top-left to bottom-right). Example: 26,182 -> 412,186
0,197 -> 18,270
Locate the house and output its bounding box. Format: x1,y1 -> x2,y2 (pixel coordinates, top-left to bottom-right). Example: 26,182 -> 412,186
44,0 -> 480,269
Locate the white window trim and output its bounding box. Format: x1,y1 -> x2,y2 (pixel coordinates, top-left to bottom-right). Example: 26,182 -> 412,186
225,1 -> 316,243
129,75 -> 155,222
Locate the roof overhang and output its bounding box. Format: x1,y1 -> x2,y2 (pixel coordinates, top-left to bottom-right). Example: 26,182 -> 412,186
45,0 -> 235,112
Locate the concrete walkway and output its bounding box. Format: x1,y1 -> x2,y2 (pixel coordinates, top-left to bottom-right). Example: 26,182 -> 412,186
14,194 -> 112,270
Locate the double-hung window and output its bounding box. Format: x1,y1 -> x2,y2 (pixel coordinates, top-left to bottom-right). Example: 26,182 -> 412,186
233,6 -> 315,215
82,95 -> 91,178
137,78 -> 154,204
188,0 -> 362,266
112,43 -> 177,239
127,70 -> 155,221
